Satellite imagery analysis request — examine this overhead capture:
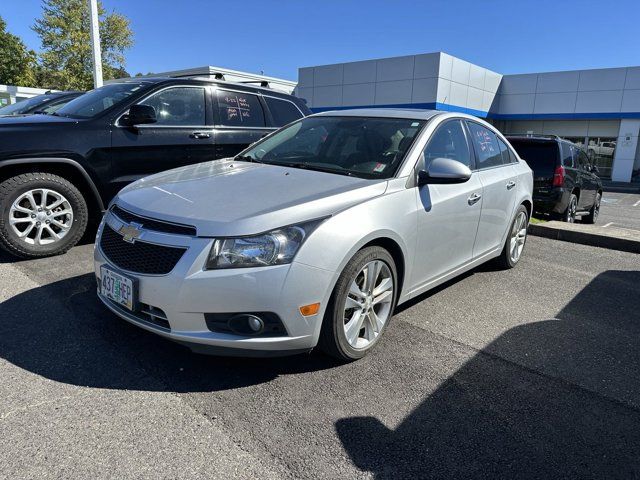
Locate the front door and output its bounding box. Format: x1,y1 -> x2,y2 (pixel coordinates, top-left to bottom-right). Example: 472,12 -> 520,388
466,122 -> 519,257
412,120 -> 482,290
108,85 -> 211,197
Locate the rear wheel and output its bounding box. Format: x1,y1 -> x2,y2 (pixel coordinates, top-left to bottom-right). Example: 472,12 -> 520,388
583,192 -> 601,224
318,246 -> 397,361
563,194 -> 578,223
0,172 -> 88,258
495,205 -> 528,269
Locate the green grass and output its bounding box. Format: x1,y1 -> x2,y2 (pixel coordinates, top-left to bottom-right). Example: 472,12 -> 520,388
529,216 -> 547,224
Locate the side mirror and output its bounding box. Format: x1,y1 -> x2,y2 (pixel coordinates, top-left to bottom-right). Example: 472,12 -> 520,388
121,104 -> 157,126
418,157 -> 472,186
591,165 -> 600,174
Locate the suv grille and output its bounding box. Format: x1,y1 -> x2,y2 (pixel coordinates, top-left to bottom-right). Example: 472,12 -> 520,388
111,205 -> 196,236
100,224 -> 186,275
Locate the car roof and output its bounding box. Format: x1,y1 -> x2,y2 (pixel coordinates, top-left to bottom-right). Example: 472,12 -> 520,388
313,108 -> 442,120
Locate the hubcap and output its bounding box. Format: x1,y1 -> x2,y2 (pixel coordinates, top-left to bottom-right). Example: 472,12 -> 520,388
509,211 -> 527,263
9,189 -> 73,246
343,260 -> 394,349
594,194 -> 601,220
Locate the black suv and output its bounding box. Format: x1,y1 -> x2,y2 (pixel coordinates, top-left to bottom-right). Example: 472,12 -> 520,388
507,135 -> 603,223
0,77 -> 310,258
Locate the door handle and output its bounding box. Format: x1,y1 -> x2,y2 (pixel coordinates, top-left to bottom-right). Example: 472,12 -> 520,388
468,193 -> 482,205
506,180 -> 516,190
190,132 -> 211,139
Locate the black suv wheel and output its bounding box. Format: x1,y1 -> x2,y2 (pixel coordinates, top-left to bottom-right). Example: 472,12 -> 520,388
0,172 -> 88,258
583,192 -> 601,224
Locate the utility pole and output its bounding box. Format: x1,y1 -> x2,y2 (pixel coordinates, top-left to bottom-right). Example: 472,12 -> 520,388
88,0 -> 103,88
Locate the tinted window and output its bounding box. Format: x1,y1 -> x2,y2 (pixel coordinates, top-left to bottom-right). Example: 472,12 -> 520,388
217,90 -> 265,127
240,116 -> 425,179
423,120 -> 471,168
498,138 -> 511,165
265,97 -> 303,126
509,140 -> 559,177
0,94 -> 55,115
561,143 -> 575,168
467,123 -> 503,168
577,150 -> 590,170
139,87 -> 205,126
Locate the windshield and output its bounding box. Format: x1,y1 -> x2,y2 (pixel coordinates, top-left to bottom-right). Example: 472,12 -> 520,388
239,116 -> 425,179
0,95 -> 55,116
55,82 -> 152,119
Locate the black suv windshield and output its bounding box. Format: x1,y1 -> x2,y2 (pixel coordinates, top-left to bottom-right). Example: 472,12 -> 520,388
239,116 -> 425,179
55,82 -> 152,119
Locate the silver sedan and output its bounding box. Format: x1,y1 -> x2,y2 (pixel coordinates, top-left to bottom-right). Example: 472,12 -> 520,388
94,109 -> 533,360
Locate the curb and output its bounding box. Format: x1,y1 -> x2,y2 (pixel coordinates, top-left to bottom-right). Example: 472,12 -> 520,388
528,222 -> 640,254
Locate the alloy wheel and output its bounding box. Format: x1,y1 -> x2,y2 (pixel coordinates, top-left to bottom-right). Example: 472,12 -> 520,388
509,211 -> 528,263
593,194 -> 601,221
9,188 -> 74,246
566,198 -> 577,223
342,260 -> 394,349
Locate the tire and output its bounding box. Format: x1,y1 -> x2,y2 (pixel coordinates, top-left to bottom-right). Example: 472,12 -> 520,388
0,172 -> 88,258
318,246 -> 398,361
583,192 -> 601,224
563,194 -> 578,223
495,205 -> 529,269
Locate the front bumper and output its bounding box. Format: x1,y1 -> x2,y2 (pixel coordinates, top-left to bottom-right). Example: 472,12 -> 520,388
94,215 -> 337,356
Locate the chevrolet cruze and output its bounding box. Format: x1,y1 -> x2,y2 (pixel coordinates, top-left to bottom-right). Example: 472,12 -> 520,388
95,109 -> 533,360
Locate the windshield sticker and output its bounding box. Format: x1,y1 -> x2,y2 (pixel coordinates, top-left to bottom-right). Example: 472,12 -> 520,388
373,163 -> 386,173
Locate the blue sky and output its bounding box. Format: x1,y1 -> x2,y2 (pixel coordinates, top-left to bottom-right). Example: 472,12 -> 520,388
2,0 -> 640,81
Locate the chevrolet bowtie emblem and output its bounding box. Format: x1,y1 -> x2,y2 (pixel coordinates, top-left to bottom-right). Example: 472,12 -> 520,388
118,222 -> 143,243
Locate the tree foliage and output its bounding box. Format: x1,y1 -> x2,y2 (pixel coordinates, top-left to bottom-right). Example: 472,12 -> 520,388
32,0 -> 133,90
0,16 -> 38,87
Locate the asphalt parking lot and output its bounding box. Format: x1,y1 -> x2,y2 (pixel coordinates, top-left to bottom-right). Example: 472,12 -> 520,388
598,191 -> 640,231
1,236 -> 639,479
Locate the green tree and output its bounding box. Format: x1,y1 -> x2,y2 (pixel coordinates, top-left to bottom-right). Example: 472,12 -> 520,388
33,0 -> 133,90
0,16 -> 38,87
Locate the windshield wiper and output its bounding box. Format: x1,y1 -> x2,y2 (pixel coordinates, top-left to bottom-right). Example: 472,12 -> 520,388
234,155 -> 262,163
274,162 -> 353,177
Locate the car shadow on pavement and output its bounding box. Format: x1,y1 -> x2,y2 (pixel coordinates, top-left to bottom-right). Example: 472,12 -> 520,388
335,269 -> 640,479
0,272 -> 342,392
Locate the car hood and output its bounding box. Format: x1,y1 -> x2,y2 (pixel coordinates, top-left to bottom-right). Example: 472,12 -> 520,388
0,114 -> 79,126
116,159 -> 388,237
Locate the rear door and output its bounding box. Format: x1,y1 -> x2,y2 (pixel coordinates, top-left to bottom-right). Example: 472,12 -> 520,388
212,88 -> 275,159
467,122 -> 518,258
412,119 -> 482,289
109,85 -> 210,194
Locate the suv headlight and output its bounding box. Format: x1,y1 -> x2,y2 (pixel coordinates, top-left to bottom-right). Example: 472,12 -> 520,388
205,220 -> 322,269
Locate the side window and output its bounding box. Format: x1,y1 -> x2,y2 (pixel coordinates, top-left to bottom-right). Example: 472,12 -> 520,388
509,148 -> 519,164
561,143 -> 575,168
577,150 -> 590,170
467,122 -> 503,168
217,90 -> 265,127
422,120 -> 472,168
498,138 -> 511,165
139,87 -> 205,126
265,97 -> 303,127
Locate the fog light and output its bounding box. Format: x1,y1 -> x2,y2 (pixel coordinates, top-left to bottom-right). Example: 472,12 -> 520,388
247,315 -> 264,333
299,303 -> 320,316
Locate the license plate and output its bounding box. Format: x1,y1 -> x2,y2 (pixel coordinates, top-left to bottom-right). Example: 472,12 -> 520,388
100,266 -> 136,311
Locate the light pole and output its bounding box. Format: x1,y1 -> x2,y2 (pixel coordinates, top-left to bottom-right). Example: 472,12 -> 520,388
88,0 -> 103,88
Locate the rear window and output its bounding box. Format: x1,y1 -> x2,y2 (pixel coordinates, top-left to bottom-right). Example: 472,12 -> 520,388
508,140 -> 559,176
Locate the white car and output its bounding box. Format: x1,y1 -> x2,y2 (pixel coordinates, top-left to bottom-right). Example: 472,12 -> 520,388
95,109 -> 533,360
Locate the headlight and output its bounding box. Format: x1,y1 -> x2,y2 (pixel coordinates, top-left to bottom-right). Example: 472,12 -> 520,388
205,220 -> 322,269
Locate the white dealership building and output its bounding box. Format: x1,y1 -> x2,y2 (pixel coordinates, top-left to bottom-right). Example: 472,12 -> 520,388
297,52 -> 640,183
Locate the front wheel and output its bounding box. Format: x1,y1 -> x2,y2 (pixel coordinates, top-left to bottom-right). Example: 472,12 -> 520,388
583,192 -> 601,224
318,246 -> 397,361
0,172 -> 88,258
